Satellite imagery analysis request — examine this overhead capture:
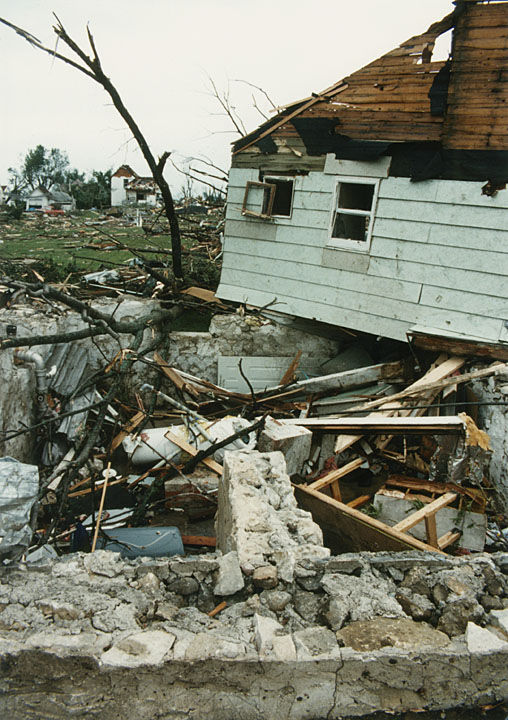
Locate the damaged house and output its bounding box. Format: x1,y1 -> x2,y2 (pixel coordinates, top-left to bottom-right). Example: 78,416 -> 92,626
217,0 -> 508,358
111,164 -> 161,207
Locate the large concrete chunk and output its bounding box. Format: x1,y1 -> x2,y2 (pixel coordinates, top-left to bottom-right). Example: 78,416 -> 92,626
216,450 -> 328,577
258,416 -> 312,476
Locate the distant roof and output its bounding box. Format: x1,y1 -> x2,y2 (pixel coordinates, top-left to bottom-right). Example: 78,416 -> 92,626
125,177 -> 158,192
27,185 -> 73,202
112,165 -> 138,178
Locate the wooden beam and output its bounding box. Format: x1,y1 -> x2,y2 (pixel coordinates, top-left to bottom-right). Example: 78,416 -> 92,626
392,492 -> 458,533
438,530 -> 462,550
307,458 -> 365,491
424,514 -> 439,548
164,430 -> 223,475
294,484 -> 445,554
285,416 -> 467,434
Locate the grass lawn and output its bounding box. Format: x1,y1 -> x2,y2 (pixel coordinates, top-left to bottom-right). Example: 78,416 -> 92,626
0,208 -> 223,330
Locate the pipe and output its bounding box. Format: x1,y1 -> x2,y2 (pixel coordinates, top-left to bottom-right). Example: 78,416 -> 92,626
15,349 -> 48,396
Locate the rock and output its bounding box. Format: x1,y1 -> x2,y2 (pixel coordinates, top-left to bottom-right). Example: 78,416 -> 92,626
490,608 -> 508,636
167,577 -> 199,597
258,416 -> 312,476
101,630 -> 175,667
293,591 -> 323,623
395,590 -> 435,621
252,565 -> 278,589
254,614 -> 296,660
184,632 -> 247,660
26,631 -> 111,656
241,594 -> 261,617
261,590 -> 291,612
214,552 -> 244,596
481,593 -> 505,611
137,572 -> 160,593
465,622 -> 508,653
438,597 -> 484,637
483,565 -> 507,596
336,617 -> 450,652
321,572 -> 404,629
83,550 -> 124,578
400,566 -> 433,598
155,602 -> 179,621
293,626 -> 340,659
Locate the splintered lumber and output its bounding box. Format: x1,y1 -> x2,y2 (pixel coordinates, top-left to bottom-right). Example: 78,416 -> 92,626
392,492 -> 458,533
164,430 -> 223,475
294,484 -> 445,554
154,352 -> 200,398
280,350 -> 302,386
284,416 -> 467,434
181,535 -> 216,547
307,458 -> 365,491
260,360 -> 407,401
333,355 -> 466,454
438,530 -> 462,550
111,410 -> 145,452
91,463 -> 111,553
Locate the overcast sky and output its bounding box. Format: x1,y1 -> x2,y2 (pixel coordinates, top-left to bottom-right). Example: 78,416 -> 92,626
0,0 -> 453,195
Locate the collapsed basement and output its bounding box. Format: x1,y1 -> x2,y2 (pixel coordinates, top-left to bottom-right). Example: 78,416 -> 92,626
1,1 -> 508,718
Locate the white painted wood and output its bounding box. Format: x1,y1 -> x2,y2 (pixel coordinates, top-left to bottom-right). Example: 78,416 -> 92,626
219,168 -> 508,345
371,237 -> 507,276
377,197 -> 508,231
369,256 -> 508,299
221,247 -> 421,302
216,281 -> 411,341
379,177 -> 508,209
217,356 -> 321,393
324,155 -> 392,178
419,285 -> 508,321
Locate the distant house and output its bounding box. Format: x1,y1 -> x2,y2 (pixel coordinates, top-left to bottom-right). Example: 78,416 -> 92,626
111,165 -> 161,207
25,186 -> 75,212
217,1 -> 508,355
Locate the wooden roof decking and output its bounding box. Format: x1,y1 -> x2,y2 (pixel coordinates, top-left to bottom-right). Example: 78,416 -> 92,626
233,2 -> 508,156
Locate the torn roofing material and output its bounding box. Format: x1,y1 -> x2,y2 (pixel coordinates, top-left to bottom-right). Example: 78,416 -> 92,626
233,1 -> 508,182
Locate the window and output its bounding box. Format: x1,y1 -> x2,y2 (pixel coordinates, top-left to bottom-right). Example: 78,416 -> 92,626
260,175 -> 294,217
329,178 -> 379,251
241,175 -> 294,220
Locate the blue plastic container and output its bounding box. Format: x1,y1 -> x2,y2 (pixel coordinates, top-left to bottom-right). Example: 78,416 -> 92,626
97,526 -> 184,559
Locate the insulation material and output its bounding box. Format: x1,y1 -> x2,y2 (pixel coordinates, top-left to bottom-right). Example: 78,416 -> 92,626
0,457 -> 39,564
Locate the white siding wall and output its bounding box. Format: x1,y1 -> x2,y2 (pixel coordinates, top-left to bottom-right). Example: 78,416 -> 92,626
111,176 -> 127,206
217,165 -> 508,343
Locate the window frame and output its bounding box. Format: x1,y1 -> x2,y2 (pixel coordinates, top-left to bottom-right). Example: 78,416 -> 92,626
327,176 -> 380,252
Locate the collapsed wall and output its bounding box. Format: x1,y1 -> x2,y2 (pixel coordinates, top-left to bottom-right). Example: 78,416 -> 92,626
1,451 -> 507,719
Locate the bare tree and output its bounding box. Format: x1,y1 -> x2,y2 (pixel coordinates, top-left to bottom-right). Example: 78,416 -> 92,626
0,15 -> 183,279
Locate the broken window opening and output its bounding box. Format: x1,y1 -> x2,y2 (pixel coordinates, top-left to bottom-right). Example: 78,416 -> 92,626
260,174 -> 294,217
241,175 -> 295,220
329,179 -> 378,251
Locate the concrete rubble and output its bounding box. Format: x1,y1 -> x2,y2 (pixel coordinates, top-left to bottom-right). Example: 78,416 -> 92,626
0,450 -> 507,719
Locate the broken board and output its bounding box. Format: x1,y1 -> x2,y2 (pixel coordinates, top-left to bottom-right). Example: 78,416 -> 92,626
294,484 -> 445,555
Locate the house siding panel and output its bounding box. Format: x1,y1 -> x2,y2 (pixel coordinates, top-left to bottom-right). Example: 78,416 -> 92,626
217,168 -> 508,343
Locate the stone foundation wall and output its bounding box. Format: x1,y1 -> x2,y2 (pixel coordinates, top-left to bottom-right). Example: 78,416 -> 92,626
1,450 -> 507,718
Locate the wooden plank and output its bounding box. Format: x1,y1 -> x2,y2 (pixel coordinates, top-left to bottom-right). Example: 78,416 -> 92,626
294,484 -> 445,554
334,355 -> 465,454
409,330 -> 508,362
181,287 -> 227,307
307,458 -> 365,491
181,535 -> 216,547
164,430 -> 223,475
111,410 -> 145,452
392,493 -> 458,532
280,350 -> 302,386
438,530 -> 462,550
425,515 -> 439,548
286,416 -> 466,434
347,495 -> 372,509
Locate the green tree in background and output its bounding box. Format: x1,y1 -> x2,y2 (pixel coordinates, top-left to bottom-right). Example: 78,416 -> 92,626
72,169 -> 112,209
9,145 -> 73,191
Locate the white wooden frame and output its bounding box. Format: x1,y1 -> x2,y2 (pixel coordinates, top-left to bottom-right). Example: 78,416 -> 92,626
327,176 -> 380,252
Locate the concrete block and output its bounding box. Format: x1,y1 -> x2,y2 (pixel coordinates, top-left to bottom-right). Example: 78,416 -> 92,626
214,551 -> 244,596
465,622 -> 508,653
489,608 -> 508,636
258,416 -> 312,476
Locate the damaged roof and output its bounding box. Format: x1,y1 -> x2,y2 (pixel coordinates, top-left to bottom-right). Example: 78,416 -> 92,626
233,1 -> 508,180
